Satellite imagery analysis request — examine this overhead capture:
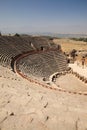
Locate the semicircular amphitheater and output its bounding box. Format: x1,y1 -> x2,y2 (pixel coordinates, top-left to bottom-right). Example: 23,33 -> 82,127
0,35 -> 87,130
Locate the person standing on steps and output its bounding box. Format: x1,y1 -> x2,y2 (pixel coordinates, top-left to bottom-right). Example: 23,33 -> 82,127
82,56 -> 85,69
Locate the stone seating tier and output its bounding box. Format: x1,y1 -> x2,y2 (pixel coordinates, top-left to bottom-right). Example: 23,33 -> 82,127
17,50 -> 67,81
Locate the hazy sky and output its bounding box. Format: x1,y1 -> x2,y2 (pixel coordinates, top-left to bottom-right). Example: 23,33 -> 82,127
0,0 -> 87,34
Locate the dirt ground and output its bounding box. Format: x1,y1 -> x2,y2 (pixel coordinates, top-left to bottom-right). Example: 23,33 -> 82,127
55,73 -> 87,92
53,38 -> 87,53
0,66 -> 87,130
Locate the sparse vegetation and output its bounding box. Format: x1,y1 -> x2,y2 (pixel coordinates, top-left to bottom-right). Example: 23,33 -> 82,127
14,33 -> 20,37
53,38 -> 87,53
71,37 -> 87,42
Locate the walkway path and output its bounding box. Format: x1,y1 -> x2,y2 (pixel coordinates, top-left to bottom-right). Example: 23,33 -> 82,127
69,62 -> 87,78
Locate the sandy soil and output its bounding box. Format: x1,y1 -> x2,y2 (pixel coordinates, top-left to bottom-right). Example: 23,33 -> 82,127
0,65 -> 87,130
53,38 -> 87,53
56,62 -> 87,92
56,73 -> 87,92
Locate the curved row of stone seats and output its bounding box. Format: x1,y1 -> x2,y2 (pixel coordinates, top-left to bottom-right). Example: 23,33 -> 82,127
1,36 -> 33,52
0,41 -> 22,67
18,54 -> 46,78
53,51 -> 67,71
0,36 -> 40,67
18,50 -> 67,81
0,36 -> 55,68
31,37 -> 55,50
40,51 -> 67,71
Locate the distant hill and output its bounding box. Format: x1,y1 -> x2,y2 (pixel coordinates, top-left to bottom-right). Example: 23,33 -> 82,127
27,32 -> 87,38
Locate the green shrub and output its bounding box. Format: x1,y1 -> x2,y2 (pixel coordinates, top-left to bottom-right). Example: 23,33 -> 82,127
14,33 -> 20,37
